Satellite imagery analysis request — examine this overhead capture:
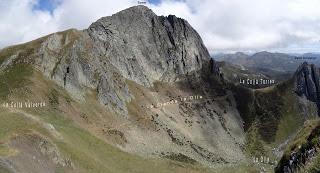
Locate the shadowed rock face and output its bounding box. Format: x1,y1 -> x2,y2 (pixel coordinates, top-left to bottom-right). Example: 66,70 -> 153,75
295,62 -> 320,115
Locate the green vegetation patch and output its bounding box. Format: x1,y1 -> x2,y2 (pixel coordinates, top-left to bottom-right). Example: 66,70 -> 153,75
303,153 -> 320,173
0,145 -> 10,156
230,85 -> 255,131
231,79 -> 302,143
245,122 -> 267,156
275,120 -> 320,172
0,34 -> 47,65
0,166 -> 11,173
0,64 -> 33,99
163,153 -> 197,164
0,111 -> 43,141
48,88 -> 60,107
254,87 -> 284,143
231,78 -> 309,160
288,120 -> 320,152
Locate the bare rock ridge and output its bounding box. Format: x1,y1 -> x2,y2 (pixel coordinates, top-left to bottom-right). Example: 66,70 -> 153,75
0,4 -> 220,122
24,5 -> 219,116
295,62 -> 320,115
0,5 -> 218,117
88,5 -> 214,86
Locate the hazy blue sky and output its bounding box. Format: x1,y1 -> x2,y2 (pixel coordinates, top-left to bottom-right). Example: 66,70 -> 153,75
33,0 -> 57,12
1,0 -> 320,53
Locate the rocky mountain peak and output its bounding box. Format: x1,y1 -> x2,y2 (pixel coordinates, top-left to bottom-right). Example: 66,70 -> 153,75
122,5 -> 154,13
88,5 -> 215,86
119,5 -> 155,15
96,5 -> 157,24
0,5 -> 218,116
295,62 -> 320,115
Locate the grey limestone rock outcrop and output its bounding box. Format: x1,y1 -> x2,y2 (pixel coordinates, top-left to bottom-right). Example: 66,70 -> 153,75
88,5 -> 213,86
23,5 -> 218,117
0,158 -> 16,173
295,62 -> 320,115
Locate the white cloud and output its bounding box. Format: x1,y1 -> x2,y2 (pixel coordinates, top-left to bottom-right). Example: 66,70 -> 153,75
52,0 -> 136,30
1,0 -> 320,53
0,0 -> 136,48
0,0 -> 58,47
151,0 -> 320,53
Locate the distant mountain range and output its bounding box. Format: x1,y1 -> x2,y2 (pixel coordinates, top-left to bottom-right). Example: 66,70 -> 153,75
215,51 -> 320,73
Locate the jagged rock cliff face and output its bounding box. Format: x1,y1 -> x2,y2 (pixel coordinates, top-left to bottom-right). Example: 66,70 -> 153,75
88,6 -> 211,86
295,62 -> 320,115
0,6 -> 217,118
13,5 -> 217,116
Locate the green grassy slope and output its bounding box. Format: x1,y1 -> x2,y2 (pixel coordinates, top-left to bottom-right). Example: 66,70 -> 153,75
231,78 -> 317,158
275,120 -> 320,173
0,53 -> 262,173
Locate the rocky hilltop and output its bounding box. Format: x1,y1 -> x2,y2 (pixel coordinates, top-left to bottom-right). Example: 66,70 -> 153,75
295,62 -> 320,115
1,5 -> 218,116
88,6 -> 214,85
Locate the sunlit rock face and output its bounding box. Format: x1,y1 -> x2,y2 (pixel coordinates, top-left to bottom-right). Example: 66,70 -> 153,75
87,5 -> 215,86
